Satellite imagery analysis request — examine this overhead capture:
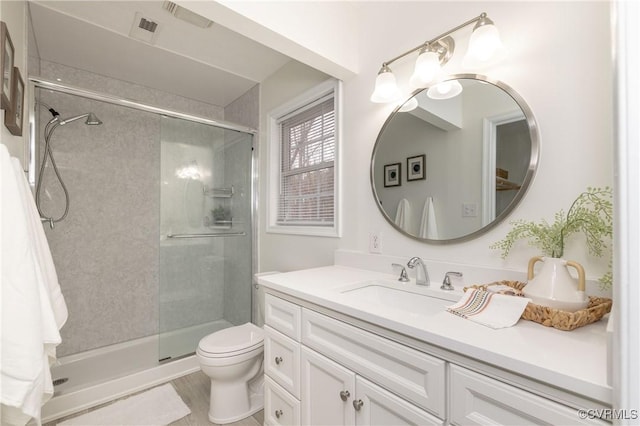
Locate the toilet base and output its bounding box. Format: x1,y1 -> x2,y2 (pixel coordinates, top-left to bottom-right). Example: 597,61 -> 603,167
209,392 -> 263,424
208,377 -> 264,424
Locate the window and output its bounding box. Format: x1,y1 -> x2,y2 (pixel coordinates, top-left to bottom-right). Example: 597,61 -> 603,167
268,80 -> 341,237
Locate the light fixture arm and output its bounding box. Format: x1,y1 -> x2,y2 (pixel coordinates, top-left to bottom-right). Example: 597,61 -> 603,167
379,13 -> 489,68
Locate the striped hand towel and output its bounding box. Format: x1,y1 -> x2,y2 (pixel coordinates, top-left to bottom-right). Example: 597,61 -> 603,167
447,288 -> 531,329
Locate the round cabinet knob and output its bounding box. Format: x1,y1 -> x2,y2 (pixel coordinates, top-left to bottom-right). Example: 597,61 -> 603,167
353,399 -> 364,411
275,356 -> 283,365
339,390 -> 350,401
275,409 -> 283,418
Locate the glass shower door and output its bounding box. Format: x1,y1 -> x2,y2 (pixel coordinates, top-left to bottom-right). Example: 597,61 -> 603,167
158,116 -> 253,361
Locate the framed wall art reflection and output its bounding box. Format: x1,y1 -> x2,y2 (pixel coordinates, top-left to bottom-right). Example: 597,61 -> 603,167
384,163 -> 401,187
407,154 -> 426,181
5,67 -> 24,136
1,21 -> 15,110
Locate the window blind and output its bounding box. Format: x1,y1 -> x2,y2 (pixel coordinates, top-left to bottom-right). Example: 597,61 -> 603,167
277,95 -> 335,226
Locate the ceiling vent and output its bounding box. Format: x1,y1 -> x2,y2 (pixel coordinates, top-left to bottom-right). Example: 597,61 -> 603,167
162,1 -> 213,29
129,12 -> 160,44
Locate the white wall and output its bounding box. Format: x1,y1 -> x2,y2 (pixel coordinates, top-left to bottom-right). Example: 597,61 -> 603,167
0,0 -> 28,166
244,2 -> 613,283
176,0 -> 358,80
346,1 -> 612,281
258,60 -> 339,272
613,0 -> 640,416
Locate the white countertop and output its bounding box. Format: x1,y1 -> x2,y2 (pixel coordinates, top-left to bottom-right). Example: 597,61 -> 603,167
257,265 -> 611,405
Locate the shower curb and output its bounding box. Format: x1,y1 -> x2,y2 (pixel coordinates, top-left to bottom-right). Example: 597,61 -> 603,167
41,355 -> 199,423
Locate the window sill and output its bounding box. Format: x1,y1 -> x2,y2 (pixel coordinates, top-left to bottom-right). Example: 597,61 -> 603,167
266,224 -> 340,238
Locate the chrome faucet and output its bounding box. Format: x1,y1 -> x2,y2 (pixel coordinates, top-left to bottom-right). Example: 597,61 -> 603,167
407,257 -> 430,286
441,271 -> 463,290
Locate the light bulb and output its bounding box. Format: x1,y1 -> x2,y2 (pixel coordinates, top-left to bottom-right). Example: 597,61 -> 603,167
370,66 -> 401,103
463,16 -> 503,69
468,24 -> 502,61
409,49 -> 442,89
427,80 -> 463,100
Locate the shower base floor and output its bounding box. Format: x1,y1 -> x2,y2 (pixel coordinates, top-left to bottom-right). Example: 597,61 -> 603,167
42,319 -> 233,423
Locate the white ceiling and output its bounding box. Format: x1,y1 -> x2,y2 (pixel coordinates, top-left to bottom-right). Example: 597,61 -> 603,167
28,1 -> 292,107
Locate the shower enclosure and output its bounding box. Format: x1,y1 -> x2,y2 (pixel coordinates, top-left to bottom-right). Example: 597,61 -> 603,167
30,79 -> 255,408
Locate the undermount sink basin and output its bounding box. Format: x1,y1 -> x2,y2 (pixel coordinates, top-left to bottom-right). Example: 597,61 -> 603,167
338,280 -> 459,315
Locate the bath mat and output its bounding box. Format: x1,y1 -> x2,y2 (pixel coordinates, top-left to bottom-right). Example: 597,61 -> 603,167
59,383 -> 190,425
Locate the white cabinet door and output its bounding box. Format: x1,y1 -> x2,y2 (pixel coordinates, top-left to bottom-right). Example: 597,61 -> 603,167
301,346 -> 356,426
449,365 -> 609,425
354,376 -> 443,426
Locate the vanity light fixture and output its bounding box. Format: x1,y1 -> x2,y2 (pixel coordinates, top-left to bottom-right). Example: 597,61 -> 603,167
370,12 -> 503,103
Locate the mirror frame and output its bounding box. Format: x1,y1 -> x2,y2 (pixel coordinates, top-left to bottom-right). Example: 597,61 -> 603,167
370,74 -> 540,244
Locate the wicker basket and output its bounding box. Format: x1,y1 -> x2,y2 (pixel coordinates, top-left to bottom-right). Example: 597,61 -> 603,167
464,280 -> 612,331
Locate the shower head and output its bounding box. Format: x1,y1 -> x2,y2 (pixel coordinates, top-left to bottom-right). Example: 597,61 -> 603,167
59,112 -> 103,126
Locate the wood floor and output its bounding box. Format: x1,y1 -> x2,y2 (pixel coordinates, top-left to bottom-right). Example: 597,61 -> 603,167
44,371 -> 264,426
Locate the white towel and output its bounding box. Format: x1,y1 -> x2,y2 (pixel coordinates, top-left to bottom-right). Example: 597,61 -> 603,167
418,197 -> 439,239
1,144 -> 67,426
394,198 -> 411,231
447,288 -> 531,329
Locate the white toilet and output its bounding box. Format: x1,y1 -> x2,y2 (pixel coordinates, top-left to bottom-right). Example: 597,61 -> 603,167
196,323 -> 265,424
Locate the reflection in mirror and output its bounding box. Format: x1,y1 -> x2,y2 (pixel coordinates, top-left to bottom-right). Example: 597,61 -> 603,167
371,75 -> 538,243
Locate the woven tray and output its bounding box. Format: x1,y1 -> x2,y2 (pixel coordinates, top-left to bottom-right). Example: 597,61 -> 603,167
464,280 -> 612,331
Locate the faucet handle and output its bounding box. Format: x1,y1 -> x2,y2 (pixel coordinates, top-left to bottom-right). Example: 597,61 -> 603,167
391,263 -> 410,282
441,271 -> 463,290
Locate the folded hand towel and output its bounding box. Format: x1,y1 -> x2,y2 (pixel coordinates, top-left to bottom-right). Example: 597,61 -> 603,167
447,288 -> 530,329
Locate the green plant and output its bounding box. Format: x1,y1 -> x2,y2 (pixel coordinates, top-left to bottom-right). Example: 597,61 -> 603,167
212,206 -> 231,222
490,187 -> 613,287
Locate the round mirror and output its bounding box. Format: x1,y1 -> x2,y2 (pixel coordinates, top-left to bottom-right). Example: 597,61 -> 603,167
371,74 -> 539,243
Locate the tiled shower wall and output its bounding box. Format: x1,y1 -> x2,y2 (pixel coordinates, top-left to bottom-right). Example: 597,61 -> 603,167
37,61 -> 256,356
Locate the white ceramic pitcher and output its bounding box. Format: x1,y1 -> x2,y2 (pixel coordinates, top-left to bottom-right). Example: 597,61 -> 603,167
524,256 -> 589,312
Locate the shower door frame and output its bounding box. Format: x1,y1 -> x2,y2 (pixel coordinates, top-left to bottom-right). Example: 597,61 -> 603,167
27,76 -> 260,328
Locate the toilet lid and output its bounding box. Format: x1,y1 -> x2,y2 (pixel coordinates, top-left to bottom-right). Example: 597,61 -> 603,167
198,323 -> 264,355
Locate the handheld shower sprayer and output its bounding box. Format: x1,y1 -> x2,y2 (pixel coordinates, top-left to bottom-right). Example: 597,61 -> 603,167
58,112 -> 103,126
35,102 -> 103,228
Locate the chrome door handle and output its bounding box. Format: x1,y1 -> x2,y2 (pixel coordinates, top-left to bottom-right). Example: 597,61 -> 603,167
275,356 -> 283,365
275,409 -> 283,418
340,390 -> 350,401
353,399 -> 364,411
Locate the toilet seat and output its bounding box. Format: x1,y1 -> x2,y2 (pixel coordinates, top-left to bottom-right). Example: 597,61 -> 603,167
198,323 -> 264,358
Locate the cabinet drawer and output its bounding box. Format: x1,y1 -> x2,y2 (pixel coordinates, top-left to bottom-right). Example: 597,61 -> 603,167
449,365 -> 609,425
302,308 -> 446,418
265,293 -> 302,341
265,325 -> 300,398
264,376 -> 301,426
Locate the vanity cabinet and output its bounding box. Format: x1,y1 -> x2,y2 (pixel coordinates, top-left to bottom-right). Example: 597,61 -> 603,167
264,293 -> 442,426
264,292 -> 606,426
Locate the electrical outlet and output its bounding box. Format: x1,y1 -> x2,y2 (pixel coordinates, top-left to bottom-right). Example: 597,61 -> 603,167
369,232 -> 382,254
462,203 -> 478,217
